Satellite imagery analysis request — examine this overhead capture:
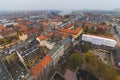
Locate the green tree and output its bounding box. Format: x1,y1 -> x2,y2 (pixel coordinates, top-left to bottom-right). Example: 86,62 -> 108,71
82,43 -> 90,53
69,53 -> 83,69
104,32 -> 113,37
84,26 -> 89,34
101,22 -> 106,25
118,20 -> 120,24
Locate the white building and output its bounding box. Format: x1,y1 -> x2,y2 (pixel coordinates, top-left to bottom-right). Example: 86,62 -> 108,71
36,35 -> 55,50
82,34 -> 117,48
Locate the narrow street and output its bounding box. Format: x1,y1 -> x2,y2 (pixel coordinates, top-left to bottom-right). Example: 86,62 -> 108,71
110,26 -> 120,47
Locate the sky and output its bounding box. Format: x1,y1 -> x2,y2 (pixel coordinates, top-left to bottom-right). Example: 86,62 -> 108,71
0,0 -> 120,10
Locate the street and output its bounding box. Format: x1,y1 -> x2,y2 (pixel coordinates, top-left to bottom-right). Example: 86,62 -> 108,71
110,26 -> 120,47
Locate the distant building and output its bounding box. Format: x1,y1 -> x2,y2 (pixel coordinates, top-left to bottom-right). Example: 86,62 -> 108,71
2,30 -> 17,38
19,33 -> 28,41
58,26 -> 83,39
24,28 -> 39,37
84,22 -> 110,31
3,22 -> 14,28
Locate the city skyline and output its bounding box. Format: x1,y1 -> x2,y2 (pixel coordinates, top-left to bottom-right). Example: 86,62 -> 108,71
0,1 -> 120,80
0,0 -> 120,11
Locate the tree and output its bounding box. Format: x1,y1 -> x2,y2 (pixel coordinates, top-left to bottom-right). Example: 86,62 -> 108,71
118,20 -> 120,24
84,26 -> 89,34
82,43 -> 90,53
84,55 -> 120,80
69,53 -> 83,69
0,38 -> 7,44
104,32 -> 113,37
101,22 -> 106,25
96,28 -> 105,34
86,52 -> 94,57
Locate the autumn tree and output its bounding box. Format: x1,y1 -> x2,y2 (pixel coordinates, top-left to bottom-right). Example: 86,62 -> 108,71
84,55 -> 120,80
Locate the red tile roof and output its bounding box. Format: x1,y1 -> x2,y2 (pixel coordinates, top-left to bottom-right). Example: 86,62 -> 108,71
97,24 -> 110,30
58,27 -> 82,35
84,22 -> 110,30
20,26 -> 28,31
31,55 -> 52,78
84,22 -> 95,27
38,35 -> 47,41
0,25 -> 4,29
53,16 -> 59,19
26,21 -> 34,25
41,24 -> 47,30
46,32 -> 54,37
24,28 -> 38,34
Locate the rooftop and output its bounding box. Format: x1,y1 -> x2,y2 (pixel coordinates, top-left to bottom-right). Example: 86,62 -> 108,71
0,25 -> 4,29
58,27 -> 82,35
38,35 -> 47,41
84,22 -> 110,30
0,61 -> 11,80
8,63 -> 28,80
49,44 -> 62,56
31,55 -> 52,78
84,34 -> 117,41
64,23 -> 74,29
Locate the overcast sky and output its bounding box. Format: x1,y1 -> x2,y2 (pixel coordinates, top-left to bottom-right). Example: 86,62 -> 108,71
0,0 -> 120,10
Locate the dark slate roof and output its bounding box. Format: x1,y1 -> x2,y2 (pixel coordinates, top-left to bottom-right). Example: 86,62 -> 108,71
0,61 -> 12,80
